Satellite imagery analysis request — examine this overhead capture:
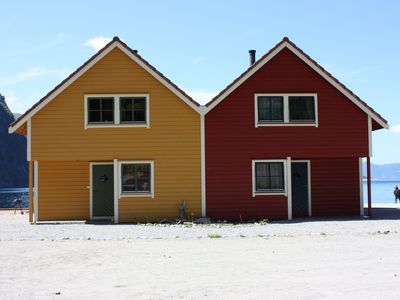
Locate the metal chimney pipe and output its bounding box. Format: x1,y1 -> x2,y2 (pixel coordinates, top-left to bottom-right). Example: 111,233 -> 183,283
249,50 -> 256,66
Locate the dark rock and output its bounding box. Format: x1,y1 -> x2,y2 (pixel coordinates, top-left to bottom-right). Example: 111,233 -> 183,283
0,94 -> 28,188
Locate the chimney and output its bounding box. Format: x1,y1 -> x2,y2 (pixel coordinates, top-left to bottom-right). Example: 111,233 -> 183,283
133,50 -> 138,54
249,50 -> 256,66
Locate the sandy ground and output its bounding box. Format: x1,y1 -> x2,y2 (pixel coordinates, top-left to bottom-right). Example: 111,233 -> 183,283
1,206 -> 400,299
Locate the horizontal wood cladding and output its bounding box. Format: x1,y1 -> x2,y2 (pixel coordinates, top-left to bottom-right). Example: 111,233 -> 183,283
38,161 -> 89,221
206,158 -> 288,221
205,48 -> 369,159
311,158 -> 360,216
31,47 -> 200,161
119,158 -> 201,222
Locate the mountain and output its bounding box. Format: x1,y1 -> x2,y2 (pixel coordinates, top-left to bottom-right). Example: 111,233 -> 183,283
363,162 -> 400,181
0,94 -> 28,187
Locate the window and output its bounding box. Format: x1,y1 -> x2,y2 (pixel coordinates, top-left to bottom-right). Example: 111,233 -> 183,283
289,96 -> 315,122
119,161 -> 154,197
257,96 -> 284,122
252,160 -> 286,196
88,97 -> 114,123
85,94 -> 149,128
255,94 -> 317,126
120,97 -> 146,123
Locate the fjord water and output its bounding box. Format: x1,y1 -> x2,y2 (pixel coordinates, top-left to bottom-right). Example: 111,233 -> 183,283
363,181 -> 400,204
0,182 -> 398,208
0,188 -> 29,208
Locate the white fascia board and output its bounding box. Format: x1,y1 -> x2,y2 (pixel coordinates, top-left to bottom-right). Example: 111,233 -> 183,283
9,41 -> 201,133
204,41 -> 388,130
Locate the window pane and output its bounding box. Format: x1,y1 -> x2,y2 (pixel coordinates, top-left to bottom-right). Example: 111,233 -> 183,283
258,96 -> 283,122
89,111 -> 100,122
255,162 -> 284,192
101,98 -> 114,110
88,98 -> 100,110
120,98 -> 133,110
121,163 -> 151,193
134,98 -> 146,110
101,110 -> 114,122
121,110 -> 133,122
289,96 -> 315,122
133,110 -> 145,122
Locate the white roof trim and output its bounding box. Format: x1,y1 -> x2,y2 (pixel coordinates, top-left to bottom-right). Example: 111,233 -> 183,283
205,41 -> 388,129
9,41 -> 200,133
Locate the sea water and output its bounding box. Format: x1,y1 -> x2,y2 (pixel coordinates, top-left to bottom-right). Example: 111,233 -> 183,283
0,182 -> 399,208
0,188 -> 29,208
363,181 -> 400,204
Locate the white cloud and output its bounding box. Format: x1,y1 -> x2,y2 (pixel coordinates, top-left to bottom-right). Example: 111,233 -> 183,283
83,36 -> 112,51
184,88 -> 218,105
390,124 -> 400,134
0,68 -> 70,87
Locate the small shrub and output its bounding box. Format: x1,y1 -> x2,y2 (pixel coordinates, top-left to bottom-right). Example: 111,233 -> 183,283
208,233 -> 222,239
240,234 -> 246,238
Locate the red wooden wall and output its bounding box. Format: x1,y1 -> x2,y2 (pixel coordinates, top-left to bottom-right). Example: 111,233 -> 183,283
205,48 -> 366,220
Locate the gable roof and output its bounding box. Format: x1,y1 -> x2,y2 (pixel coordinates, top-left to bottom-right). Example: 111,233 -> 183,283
9,36 -> 200,133
205,37 -> 388,129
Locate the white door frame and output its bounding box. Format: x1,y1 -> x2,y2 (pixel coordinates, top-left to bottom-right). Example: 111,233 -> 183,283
89,162 -> 114,220
291,160 -> 312,217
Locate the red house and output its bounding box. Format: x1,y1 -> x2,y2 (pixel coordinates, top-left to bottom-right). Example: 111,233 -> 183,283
204,37 -> 388,221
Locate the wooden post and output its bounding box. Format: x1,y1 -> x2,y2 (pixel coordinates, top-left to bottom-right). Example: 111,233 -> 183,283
367,156 -> 372,217
28,161 -> 33,223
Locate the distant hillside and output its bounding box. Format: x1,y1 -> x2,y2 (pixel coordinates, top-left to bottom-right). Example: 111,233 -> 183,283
0,94 -> 28,187
363,162 -> 400,181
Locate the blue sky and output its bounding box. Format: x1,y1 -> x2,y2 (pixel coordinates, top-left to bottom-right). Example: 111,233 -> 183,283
1,1 -> 399,164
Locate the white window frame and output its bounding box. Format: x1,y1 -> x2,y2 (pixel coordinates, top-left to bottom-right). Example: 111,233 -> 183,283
252,159 -> 288,197
254,93 -> 318,127
84,94 -> 150,129
118,160 -> 154,198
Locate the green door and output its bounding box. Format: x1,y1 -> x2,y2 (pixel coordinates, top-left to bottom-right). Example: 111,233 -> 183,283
92,164 -> 114,218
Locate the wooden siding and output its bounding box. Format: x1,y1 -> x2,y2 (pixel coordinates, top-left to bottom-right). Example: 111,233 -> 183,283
30,47 -> 201,222
205,48 -> 369,220
38,161 -> 89,221
311,158 -> 360,216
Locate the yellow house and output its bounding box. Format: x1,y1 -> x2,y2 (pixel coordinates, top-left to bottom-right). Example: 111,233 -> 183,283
9,37 -> 204,223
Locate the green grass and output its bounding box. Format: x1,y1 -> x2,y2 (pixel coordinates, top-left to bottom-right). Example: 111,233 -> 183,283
208,233 -> 222,239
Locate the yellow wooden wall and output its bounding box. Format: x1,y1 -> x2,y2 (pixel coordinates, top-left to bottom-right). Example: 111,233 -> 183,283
30,47 -> 201,222
38,161 -> 89,221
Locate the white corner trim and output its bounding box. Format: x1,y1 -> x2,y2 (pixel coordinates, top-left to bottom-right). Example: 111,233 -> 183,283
118,160 -> 155,198
204,41 -> 388,130
359,157 -> 364,216
113,159 -> 119,224
368,116 -> 372,157
27,119 -> 31,161
254,93 -> 318,127
251,159 -> 287,197
286,157 -> 292,220
33,161 -> 38,223
84,94 -> 150,129
9,40 -> 201,133
200,113 -> 206,217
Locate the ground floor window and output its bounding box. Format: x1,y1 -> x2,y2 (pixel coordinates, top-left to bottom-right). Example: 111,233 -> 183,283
119,161 -> 154,197
252,160 -> 286,196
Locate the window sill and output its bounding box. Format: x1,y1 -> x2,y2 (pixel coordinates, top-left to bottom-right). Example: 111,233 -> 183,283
120,193 -> 154,198
252,191 -> 287,197
85,123 -> 149,129
256,122 -> 317,127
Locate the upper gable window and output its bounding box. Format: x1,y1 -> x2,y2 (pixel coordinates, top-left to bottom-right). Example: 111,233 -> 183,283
120,97 -> 146,123
255,94 -> 318,127
88,97 -> 114,123
84,94 -> 149,128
